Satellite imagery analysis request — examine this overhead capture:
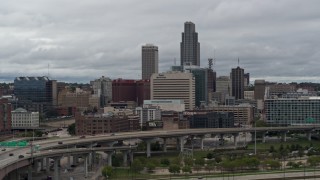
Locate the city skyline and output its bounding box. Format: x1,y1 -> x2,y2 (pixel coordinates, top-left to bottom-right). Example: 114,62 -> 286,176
1,0 -> 320,83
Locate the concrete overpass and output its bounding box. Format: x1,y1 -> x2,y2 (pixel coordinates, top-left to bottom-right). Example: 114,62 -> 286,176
1,125 -> 319,179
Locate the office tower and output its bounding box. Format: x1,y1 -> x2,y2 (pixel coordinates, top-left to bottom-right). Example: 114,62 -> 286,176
180,21 -> 200,66
244,73 -> 250,87
14,76 -> 57,115
150,72 -> 195,110
142,44 -> 158,80
91,76 -> 112,108
185,67 -> 213,107
231,67 -> 244,100
254,80 -> 266,100
216,76 -> 231,104
0,98 -> 11,132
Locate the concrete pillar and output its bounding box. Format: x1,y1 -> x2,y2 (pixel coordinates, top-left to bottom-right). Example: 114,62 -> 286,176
163,138 -> 167,152
33,160 -> 39,173
261,133 -> 265,143
179,136 -> 185,152
106,151 -> 113,166
46,158 -> 50,172
281,132 -> 287,142
233,133 -> 238,147
53,157 -> 61,180
67,155 -> 71,168
219,134 -> 224,145
40,159 -> 44,171
200,136 -> 204,150
129,150 -> 134,164
84,155 -> 88,178
28,164 -> 32,180
73,155 -> 78,165
122,151 -> 128,166
307,131 -> 312,141
146,140 -> 151,158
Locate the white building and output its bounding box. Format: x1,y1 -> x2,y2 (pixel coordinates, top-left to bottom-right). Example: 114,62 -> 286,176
11,108 -> 39,128
150,71 -> 195,110
143,99 -> 185,112
135,106 -> 161,127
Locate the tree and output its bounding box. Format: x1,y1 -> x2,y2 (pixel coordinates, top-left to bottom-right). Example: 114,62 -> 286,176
269,145 -> 275,153
102,166 -> 113,178
160,158 -> 170,166
182,166 -> 192,174
168,164 -> 180,174
146,162 -> 156,172
131,159 -> 144,173
207,152 -> 214,159
195,158 -> 205,166
265,159 -> 281,170
67,123 -> 76,135
205,163 -> 215,173
184,157 -> 194,166
171,156 -> 182,165
214,156 -> 222,163
193,164 -> 202,173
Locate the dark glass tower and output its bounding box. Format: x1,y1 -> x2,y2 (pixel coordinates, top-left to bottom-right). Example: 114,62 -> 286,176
231,67 -> 244,100
180,22 -> 200,66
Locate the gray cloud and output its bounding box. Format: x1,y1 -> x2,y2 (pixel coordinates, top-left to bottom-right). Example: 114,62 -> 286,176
0,0 -> 320,83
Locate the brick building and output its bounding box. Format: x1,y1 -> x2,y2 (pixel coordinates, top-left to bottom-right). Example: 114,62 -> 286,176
75,112 -> 139,135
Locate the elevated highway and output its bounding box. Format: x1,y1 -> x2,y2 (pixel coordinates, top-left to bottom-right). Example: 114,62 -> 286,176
1,125 -> 319,179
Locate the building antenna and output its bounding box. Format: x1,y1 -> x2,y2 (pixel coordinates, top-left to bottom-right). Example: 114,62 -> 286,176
47,64 -> 50,78
238,57 -> 240,66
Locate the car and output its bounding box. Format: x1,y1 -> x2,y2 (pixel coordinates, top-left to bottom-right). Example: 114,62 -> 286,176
9,153 -> 14,156
1,149 -> 6,151
58,141 -> 63,144
80,136 -> 86,139
111,133 -> 115,136
18,155 -> 24,159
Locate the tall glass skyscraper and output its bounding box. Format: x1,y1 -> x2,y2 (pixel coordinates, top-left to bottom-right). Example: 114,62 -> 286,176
180,22 -> 200,66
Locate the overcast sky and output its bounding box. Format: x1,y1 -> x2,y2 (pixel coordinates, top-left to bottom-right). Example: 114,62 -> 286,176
1,0 -> 320,83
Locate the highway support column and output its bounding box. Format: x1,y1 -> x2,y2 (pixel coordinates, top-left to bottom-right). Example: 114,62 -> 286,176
122,150 -> 128,166
307,131 -> 312,141
233,133 -> 239,147
281,132 -> 287,142
28,164 -> 33,180
200,135 -> 205,150
53,157 -> 61,180
163,138 -> 167,152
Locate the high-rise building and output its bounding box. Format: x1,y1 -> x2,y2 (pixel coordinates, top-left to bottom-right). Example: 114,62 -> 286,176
90,76 -> 112,108
150,72 -> 195,110
254,80 -> 266,100
180,22 -> 200,66
215,76 -> 231,104
142,44 -> 158,80
231,67 -> 244,100
14,76 -> 57,115
244,73 -> 250,87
